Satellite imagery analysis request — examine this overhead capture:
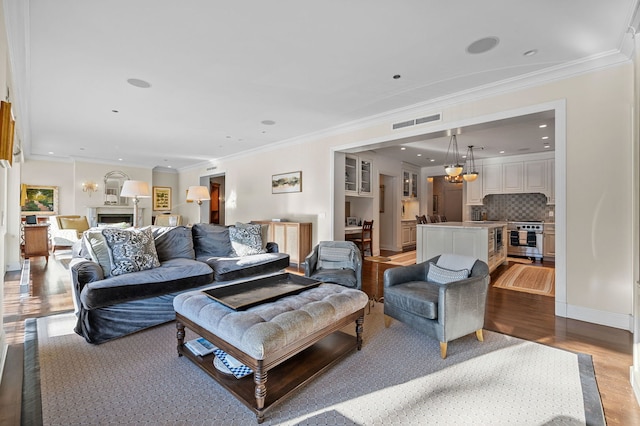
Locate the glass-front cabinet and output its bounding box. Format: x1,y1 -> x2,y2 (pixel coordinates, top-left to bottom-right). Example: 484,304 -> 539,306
402,169 -> 419,198
346,154 -> 373,196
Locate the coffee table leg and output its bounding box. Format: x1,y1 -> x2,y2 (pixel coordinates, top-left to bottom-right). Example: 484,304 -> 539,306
356,315 -> 364,350
176,321 -> 185,357
254,361 -> 267,423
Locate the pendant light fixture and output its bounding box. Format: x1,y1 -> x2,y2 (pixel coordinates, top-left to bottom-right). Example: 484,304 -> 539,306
463,145 -> 479,182
444,174 -> 463,184
444,134 -> 463,177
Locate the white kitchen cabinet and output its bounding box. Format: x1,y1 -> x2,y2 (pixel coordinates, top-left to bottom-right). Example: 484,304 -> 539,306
482,164 -> 502,195
546,159 -> 555,204
503,162 -> 524,193
345,155 -> 373,196
401,221 -> 417,247
402,168 -> 419,198
525,159 -> 547,193
544,223 -> 555,259
465,176 -> 483,205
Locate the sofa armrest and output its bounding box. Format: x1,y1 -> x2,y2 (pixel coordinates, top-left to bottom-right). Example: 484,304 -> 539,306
265,242 -> 279,253
69,258 -> 104,314
383,261 -> 429,288
304,245 -> 319,277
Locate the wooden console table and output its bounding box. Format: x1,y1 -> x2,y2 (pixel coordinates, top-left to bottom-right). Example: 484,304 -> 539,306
23,223 -> 50,263
253,221 -> 312,271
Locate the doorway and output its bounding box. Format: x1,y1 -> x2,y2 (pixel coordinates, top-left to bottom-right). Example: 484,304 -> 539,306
379,174 -> 397,251
431,176 -> 462,221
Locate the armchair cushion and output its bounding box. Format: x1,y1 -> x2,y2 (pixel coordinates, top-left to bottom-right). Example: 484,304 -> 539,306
384,281 -> 439,320
427,263 -> 469,284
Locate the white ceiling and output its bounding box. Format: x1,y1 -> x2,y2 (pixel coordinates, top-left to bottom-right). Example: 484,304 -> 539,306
7,0 -> 640,170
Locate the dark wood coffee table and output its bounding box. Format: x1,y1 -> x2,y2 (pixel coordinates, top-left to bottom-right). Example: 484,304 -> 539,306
175,275 -> 366,424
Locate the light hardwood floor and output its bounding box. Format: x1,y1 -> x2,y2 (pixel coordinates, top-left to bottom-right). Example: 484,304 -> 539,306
1,252 -> 639,425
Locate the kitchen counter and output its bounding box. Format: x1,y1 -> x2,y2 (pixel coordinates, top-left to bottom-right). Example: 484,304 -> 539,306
417,221 -> 507,272
419,221 -> 507,229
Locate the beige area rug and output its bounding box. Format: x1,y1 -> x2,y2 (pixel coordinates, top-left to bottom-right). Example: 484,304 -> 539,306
386,250 -> 416,266
507,256 -> 533,264
493,264 -> 555,296
24,303 -> 603,425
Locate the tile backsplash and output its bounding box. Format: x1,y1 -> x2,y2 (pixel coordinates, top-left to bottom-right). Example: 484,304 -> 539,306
472,193 -> 554,222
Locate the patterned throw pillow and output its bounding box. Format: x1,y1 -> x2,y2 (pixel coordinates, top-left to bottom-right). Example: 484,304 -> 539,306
427,262 -> 469,284
229,224 -> 266,257
317,246 -> 353,270
101,227 -> 160,276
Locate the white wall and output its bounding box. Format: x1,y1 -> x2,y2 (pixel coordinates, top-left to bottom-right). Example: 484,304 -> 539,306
180,63 -> 635,331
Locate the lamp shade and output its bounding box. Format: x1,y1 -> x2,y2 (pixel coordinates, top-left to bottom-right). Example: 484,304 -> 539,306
186,186 -> 211,203
120,180 -> 151,198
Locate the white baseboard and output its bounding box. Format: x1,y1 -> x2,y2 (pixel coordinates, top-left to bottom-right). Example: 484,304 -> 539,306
631,367 -> 640,407
0,332 -> 7,387
562,303 -> 632,331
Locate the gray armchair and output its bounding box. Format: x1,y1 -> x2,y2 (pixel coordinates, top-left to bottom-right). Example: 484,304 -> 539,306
304,241 -> 362,290
383,254 -> 490,359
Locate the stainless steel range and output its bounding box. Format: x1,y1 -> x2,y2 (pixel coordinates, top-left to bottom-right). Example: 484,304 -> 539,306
507,221 -> 544,260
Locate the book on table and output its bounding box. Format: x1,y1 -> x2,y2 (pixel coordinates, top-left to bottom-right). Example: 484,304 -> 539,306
184,337 -> 216,356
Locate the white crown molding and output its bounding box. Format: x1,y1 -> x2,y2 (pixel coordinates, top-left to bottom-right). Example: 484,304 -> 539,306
183,49 -> 632,173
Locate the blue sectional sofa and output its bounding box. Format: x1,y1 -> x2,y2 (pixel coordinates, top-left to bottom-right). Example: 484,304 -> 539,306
70,223 -> 290,344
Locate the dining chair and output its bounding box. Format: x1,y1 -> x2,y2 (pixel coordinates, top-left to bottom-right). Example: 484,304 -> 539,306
352,220 -> 373,256
416,215 -> 428,224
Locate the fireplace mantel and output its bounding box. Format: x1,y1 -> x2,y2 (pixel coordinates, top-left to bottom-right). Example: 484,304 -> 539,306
86,206 -> 146,227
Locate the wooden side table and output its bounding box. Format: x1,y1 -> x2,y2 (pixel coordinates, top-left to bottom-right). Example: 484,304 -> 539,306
23,224 -> 50,263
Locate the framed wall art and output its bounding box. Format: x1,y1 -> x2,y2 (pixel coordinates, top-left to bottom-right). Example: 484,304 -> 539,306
21,184 -> 58,215
153,186 -> 172,211
272,171 -> 302,194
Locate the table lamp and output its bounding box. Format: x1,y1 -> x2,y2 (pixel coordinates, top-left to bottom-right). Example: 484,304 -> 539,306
186,186 -> 211,205
120,180 -> 150,227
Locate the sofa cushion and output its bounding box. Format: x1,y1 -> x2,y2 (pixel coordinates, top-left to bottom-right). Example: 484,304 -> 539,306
102,227 -> 161,276
198,252 -> 290,282
229,224 -> 266,256
192,223 -> 234,257
80,258 -> 213,309
151,226 -> 195,261
384,281 -> 439,320
60,216 -> 90,237
427,263 -> 469,284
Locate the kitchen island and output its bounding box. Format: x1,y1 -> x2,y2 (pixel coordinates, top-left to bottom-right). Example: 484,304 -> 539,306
417,221 -> 507,272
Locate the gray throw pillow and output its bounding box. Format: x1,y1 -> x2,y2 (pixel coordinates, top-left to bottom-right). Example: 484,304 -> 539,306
229,224 -> 266,257
192,223 -> 234,257
82,229 -> 113,277
317,246 -> 353,270
101,227 -> 160,276
427,262 -> 469,284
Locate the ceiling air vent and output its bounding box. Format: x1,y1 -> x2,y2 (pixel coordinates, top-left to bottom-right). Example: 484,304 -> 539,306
415,113 -> 441,125
392,119 -> 415,130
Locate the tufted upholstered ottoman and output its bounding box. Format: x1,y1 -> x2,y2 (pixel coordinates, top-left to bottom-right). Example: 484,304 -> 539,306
173,282 -> 369,423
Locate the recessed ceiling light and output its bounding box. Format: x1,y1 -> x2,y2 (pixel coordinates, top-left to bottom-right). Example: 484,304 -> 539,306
466,37 -> 499,54
430,159 -> 435,162
48,151 -> 54,155
542,136 -> 549,140
400,147 -> 406,150
118,158 -> 123,161
499,150 -> 505,154
127,78 -> 151,88
417,153 -> 422,157
539,124 -> 547,128
261,120 -> 276,125
523,49 -> 538,57
393,74 -> 401,80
